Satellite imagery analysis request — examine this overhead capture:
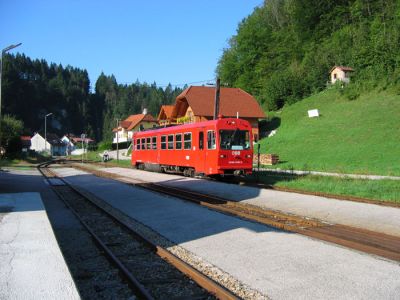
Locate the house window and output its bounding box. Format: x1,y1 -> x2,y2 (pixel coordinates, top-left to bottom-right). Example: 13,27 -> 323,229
184,132 -> 192,149
175,134 -> 182,149
141,138 -> 146,150
146,137 -> 151,149
207,130 -> 216,149
168,134 -> 174,150
152,136 -> 157,149
161,135 -> 166,150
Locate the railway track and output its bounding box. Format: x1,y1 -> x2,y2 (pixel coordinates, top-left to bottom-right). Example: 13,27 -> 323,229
70,162 -> 400,262
39,163 -> 238,300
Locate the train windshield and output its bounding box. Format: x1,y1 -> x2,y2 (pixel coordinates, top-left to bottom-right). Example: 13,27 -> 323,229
219,130 -> 251,150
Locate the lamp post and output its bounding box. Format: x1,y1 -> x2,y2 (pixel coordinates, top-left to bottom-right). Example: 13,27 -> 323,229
44,113 -> 52,154
116,118 -> 120,162
0,43 -> 22,151
81,133 -> 86,164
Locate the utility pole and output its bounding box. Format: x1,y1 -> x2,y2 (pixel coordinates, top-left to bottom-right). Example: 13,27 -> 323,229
81,133 -> 85,163
44,113 -> 52,154
213,78 -> 220,120
116,119 -> 120,162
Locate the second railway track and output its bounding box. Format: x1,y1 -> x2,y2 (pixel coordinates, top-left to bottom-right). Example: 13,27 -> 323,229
71,162 -> 400,262
39,163 -> 239,300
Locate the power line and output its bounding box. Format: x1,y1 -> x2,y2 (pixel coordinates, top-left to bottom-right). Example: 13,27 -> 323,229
89,78 -> 216,91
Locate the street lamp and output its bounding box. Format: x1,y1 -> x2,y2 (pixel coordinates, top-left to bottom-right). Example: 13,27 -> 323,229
45,113 -> 52,154
0,43 -> 22,151
116,118 -> 120,162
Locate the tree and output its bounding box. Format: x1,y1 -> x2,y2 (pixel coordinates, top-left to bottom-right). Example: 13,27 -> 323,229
1,114 -> 23,154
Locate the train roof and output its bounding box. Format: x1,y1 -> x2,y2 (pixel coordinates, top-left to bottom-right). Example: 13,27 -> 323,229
134,118 -> 250,135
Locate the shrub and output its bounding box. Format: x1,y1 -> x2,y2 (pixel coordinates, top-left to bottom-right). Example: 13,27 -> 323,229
97,141 -> 112,151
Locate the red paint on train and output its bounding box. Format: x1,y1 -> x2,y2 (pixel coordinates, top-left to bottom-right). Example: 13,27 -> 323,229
131,118 -> 253,176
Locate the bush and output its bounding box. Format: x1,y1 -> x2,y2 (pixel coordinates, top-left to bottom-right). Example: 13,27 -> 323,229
97,141 -> 112,151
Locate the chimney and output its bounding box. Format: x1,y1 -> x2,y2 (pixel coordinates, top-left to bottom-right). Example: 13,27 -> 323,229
142,108 -> 148,115
213,78 -> 220,120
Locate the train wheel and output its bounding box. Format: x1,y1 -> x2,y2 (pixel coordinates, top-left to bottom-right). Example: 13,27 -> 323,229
184,168 -> 195,177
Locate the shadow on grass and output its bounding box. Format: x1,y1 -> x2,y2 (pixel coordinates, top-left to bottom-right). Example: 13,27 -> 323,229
0,153 -> 49,167
248,170 -> 301,186
259,117 -> 281,138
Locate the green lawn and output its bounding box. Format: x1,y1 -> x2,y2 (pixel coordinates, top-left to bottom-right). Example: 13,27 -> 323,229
259,88 -> 400,176
250,172 -> 400,204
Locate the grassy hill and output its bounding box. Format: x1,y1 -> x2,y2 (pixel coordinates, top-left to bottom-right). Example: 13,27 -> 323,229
259,88 -> 400,176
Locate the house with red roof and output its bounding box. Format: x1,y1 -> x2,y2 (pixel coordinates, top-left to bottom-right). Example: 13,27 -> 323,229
157,105 -> 175,125
330,66 -> 354,84
162,86 -> 266,141
112,109 -> 158,145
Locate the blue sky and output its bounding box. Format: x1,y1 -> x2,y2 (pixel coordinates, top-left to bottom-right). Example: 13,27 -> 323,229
1,0 -> 261,88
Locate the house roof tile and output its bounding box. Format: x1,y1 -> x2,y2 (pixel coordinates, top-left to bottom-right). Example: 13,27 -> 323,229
175,86 -> 266,118
330,66 -> 354,73
113,114 -> 158,132
158,105 -> 175,120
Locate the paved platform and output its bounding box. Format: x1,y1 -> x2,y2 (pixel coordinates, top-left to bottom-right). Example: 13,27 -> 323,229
101,167 -> 400,238
56,167 -> 400,299
0,192 -> 80,300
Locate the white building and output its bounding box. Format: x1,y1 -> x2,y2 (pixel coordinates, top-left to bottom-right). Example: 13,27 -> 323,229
330,66 -> 354,84
30,133 -> 66,156
30,133 -> 51,153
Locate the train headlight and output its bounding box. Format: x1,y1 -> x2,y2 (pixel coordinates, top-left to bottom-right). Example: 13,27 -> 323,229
220,154 -> 226,158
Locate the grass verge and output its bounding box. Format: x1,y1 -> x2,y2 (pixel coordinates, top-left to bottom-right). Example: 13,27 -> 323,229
249,171 -> 400,204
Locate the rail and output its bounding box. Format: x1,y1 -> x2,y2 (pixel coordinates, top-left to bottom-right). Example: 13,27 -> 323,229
38,162 -> 239,300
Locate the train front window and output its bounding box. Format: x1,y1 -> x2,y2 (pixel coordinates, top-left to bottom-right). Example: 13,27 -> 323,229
219,130 -> 250,150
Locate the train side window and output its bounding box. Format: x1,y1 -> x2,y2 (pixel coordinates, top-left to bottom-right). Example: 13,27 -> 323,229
146,137 -> 151,150
141,138 -> 146,150
175,134 -> 182,149
136,139 -> 141,150
168,134 -> 174,150
152,136 -> 157,149
184,132 -> 192,149
161,135 -> 166,150
199,132 -> 204,150
207,130 -> 216,149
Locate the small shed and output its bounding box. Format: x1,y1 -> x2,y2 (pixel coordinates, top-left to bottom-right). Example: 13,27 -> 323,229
330,66 -> 354,84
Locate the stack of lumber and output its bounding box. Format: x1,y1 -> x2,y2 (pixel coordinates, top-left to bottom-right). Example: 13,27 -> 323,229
253,154 -> 279,165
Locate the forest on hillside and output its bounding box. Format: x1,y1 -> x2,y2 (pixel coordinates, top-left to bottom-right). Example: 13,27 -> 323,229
2,53 -> 183,142
217,0 -> 400,110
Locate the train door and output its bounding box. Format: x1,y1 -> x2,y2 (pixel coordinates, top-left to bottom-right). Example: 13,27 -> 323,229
198,130 -> 206,173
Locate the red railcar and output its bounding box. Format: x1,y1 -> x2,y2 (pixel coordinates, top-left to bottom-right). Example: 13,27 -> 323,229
131,117 -> 253,176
